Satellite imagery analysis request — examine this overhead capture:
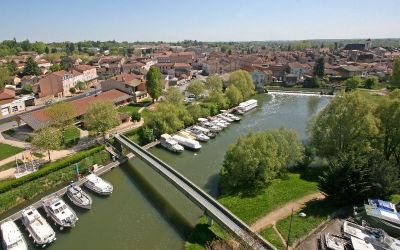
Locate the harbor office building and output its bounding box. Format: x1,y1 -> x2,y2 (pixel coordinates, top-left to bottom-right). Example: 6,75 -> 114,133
17,89 -> 134,131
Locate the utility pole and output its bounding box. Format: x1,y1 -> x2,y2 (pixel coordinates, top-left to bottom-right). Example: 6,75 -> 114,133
286,208 -> 294,250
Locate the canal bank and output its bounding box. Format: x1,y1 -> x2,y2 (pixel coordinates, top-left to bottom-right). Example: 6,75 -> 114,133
1,93 -> 331,250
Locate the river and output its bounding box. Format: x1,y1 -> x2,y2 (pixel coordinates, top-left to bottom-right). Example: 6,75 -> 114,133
8,93 -> 331,250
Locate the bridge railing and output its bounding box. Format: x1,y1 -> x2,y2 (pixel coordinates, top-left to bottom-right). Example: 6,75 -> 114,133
117,134 -> 276,250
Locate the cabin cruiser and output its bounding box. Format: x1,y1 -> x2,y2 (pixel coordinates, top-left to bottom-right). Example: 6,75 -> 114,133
192,126 -> 216,138
42,196 -> 78,229
237,99 -> 258,113
178,130 -> 197,140
84,173 -> 113,196
199,122 -> 222,133
1,220 -> 28,250
217,114 -> 234,123
160,134 -> 184,153
224,113 -> 241,122
172,134 -> 202,150
185,128 -> 210,142
67,184 -> 93,209
321,233 -> 350,250
21,206 -> 56,247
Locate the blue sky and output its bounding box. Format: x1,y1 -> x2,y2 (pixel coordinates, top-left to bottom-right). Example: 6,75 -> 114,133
1,0 -> 399,42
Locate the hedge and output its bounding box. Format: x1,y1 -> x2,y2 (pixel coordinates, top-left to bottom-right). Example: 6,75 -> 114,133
0,145 -> 105,194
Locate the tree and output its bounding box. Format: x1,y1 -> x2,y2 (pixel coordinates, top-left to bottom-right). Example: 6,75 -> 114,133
345,76 -> 364,91
131,111 -> 141,122
186,104 -> 211,121
49,64 -> 61,72
0,67 -> 9,89
22,57 -> 40,76
186,80 -> 205,98
310,92 -> 378,158
303,76 -> 322,88
6,61 -> 18,76
84,100 -> 120,141
21,83 -> 33,94
364,76 -> 379,89
146,67 -> 163,102
390,58 -> 400,88
45,46 -> 49,54
205,74 -> 223,92
138,126 -> 155,145
220,128 -> 304,193
69,87 -> 76,94
44,102 -> 76,141
164,87 -> 184,104
31,127 -> 62,161
228,70 -> 255,100
205,90 -> 228,110
32,42 -> 46,54
75,81 -> 87,91
225,85 -> 243,107
314,58 -> 325,77
60,56 -> 73,70
319,152 -> 399,205
375,91 -> 400,163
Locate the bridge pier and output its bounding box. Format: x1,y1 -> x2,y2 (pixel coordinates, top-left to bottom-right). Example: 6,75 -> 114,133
204,211 -> 213,226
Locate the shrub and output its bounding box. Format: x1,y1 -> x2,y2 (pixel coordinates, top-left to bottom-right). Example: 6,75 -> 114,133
131,111 -> 141,122
69,87 -> 76,94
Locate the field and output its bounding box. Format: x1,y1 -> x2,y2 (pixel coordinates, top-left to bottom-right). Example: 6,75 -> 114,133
117,104 -> 141,115
0,143 -> 24,161
259,227 -> 286,250
63,126 -> 80,147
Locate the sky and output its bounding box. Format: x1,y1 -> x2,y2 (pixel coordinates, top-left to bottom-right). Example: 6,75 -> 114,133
1,0 -> 399,42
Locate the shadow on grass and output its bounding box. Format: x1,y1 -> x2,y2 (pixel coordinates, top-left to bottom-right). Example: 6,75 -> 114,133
289,165 -> 326,183
186,223 -> 219,246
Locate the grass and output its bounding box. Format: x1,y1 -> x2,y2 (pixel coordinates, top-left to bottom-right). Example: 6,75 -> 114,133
0,143 -> 24,161
0,160 -> 23,172
63,126 -> 80,147
123,128 -> 140,144
218,168 -> 320,224
276,199 -> 338,246
355,88 -> 386,104
117,104 -> 141,116
390,194 -> 400,204
2,129 -> 16,136
259,227 -> 286,250
185,217 -> 227,250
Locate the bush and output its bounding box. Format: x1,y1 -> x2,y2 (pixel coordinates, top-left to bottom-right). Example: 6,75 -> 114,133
0,145 -> 104,194
69,87 -> 76,94
138,126 -> 155,145
131,111 -> 141,122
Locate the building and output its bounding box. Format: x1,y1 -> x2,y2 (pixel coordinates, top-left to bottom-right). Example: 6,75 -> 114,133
252,69 -> 273,89
18,89 -> 134,130
74,65 -> 98,82
0,88 -> 34,117
101,73 -> 148,102
36,70 -> 84,98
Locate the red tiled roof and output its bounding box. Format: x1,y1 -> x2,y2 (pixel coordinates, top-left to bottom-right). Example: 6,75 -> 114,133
0,88 -> 16,100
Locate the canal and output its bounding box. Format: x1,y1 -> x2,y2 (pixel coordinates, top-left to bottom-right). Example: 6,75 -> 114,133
13,93 -> 331,250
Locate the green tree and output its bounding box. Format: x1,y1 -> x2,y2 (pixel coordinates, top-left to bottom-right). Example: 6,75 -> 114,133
310,92 -> 378,158
32,42 -> 46,54
314,58 -> 325,77
44,102 -> 76,141
186,104 -> 211,121
49,64 -> 61,72
0,67 -> 9,89
69,87 -> 76,94
60,56 -> 73,70
225,85 -> 243,107
138,126 -> 155,145
22,57 -> 40,76
345,76 -> 364,91
228,70 -> 255,100
6,61 -> 18,76
31,127 -> 62,161
75,81 -> 87,90
205,74 -> 223,92
364,76 -> 379,89
205,90 -> 228,110
20,39 -> 32,51
21,83 -> 33,94
164,87 -> 184,104
84,100 -> 120,141
319,152 -> 399,206
131,111 -> 141,122
375,91 -> 400,163
45,46 -> 49,54
146,66 -> 163,102
186,80 -> 205,98
390,58 -> 400,88
220,128 -> 304,193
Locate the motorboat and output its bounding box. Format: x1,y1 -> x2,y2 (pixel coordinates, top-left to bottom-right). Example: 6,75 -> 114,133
237,99 -> 258,113
224,113 -> 241,122
160,134 -> 184,153
321,233 -> 349,250
199,122 -> 222,133
192,126 -> 216,138
217,114 -> 234,123
21,206 -> 56,247
172,135 -> 202,150
84,173 -> 113,196
185,128 -> 210,142
67,184 -> 93,209
1,220 -> 28,250
177,131 -> 197,140
42,196 -> 78,229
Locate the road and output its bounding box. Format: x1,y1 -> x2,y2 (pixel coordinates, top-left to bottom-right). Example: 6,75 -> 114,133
0,87 -> 101,130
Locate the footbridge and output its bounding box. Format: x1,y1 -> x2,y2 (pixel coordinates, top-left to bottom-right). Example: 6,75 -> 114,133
115,134 -> 276,250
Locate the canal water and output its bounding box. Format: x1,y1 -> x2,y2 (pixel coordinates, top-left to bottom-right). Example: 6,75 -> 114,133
8,93 -> 331,250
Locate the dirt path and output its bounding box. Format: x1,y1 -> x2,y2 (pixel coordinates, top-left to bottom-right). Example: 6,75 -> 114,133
251,192 -> 325,232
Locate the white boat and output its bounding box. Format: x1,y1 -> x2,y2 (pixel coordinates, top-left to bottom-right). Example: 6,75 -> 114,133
237,99 -> 258,113
21,207 -> 56,247
185,128 -> 210,142
84,173 -> 113,196
191,126 -> 216,138
160,134 -> 184,153
172,135 -> 202,150
197,118 -> 208,123
224,113 -> 241,122
67,184 -> 93,209
42,196 -> 78,229
322,233 -> 348,250
178,131 -> 197,140
199,122 -> 222,133
217,114 -> 234,123
1,220 -> 28,250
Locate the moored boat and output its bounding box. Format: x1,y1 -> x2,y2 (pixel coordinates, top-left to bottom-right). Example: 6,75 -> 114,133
21,206 -> 56,247
67,184 -> 93,209
42,196 -> 78,230
237,99 -> 258,113
1,220 -> 28,250
160,134 -> 184,153
172,134 -> 202,150
84,173 -> 113,196
185,128 -> 210,142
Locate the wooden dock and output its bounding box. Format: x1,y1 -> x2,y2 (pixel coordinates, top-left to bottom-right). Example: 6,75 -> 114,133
0,159 -> 123,225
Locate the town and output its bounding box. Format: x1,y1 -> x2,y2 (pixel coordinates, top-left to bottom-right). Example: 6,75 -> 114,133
0,1 -> 400,250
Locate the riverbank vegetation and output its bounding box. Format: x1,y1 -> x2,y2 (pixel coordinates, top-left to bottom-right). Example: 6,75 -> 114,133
0,146 -> 110,214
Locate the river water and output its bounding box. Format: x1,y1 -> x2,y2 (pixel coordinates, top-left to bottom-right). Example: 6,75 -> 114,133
7,93 -> 331,250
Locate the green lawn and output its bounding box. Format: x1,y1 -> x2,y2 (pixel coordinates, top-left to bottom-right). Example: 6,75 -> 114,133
276,199 -> 338,246
118,104 -> 141,115
218,168 -> 320,224
355,89 -> 386,104
0,143 -> 24,161
0,160 -> 23,172
259,227 -> 286,250
63,126 -> 80,147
